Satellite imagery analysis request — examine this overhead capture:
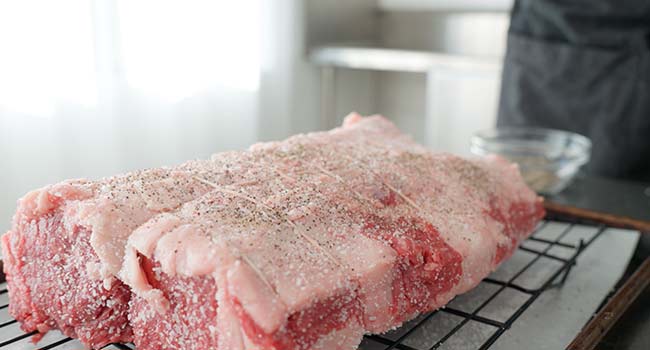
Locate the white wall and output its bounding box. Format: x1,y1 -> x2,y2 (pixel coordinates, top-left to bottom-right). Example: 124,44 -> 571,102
379,11 -> 509,153
258,0 -> 381,140
376,71 -> 428,143
426,67 -> 502,155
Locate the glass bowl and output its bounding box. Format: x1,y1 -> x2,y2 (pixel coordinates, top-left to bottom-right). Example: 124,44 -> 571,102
471,127 -> 592,194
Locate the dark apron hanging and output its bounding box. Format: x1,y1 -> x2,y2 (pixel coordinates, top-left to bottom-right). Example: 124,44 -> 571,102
498,0 -> 650,182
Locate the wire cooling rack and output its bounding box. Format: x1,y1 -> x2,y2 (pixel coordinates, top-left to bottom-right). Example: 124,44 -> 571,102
359,217 -> 606,350
0,216 -> 606,350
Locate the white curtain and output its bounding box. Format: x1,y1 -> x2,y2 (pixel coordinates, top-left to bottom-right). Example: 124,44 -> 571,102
0,0 -> 285,230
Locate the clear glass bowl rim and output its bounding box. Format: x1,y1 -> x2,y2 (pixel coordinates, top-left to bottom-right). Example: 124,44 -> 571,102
471,126 -> 592,165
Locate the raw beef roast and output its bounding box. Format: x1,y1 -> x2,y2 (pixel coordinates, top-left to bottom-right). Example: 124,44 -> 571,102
2,113 -> 544,349
0,153 -> 267,346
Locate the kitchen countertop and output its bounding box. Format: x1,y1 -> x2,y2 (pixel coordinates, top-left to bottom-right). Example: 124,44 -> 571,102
548,175 -> 650,350
549,175 -> 650,223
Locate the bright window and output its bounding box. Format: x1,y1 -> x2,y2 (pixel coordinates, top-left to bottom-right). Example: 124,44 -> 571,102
0,0 -> 262,113
117,0 -> 261,101
0,0 -> 96,115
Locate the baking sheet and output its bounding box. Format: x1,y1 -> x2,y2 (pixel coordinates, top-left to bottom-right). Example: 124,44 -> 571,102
492,226 -> 639,350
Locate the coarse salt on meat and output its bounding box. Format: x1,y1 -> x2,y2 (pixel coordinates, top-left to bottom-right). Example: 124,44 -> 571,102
2,113 -> 543,349
124,114 -> 544,350
1,153 -> 264,346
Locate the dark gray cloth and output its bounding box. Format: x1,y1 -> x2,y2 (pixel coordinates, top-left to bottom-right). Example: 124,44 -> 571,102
498,0 -> 650,182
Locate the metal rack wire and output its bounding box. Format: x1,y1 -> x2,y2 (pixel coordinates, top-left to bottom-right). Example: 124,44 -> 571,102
360,217 -> 605,350
0,217 -> 606,350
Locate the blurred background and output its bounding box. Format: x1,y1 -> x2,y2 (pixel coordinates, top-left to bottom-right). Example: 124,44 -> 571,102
0,0 -> 511,229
